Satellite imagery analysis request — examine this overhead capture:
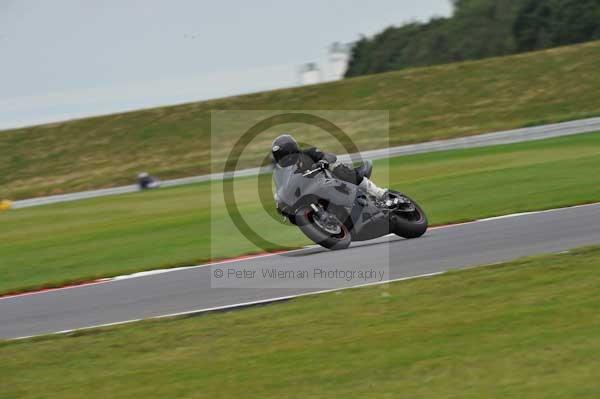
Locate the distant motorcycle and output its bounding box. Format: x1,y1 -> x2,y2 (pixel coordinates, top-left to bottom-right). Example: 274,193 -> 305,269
273,160 -> 428,250
137,172 -> 161,190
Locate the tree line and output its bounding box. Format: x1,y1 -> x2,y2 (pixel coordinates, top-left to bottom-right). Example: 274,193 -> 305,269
345,0 -> 600,78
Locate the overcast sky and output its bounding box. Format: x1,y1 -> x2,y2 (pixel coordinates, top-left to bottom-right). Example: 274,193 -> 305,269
0,0 -> 452,130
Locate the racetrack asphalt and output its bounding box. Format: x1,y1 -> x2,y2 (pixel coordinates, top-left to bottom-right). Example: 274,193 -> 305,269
1,203 -> 599,340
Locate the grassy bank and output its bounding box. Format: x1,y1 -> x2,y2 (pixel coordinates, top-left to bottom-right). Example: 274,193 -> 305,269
0,132 -> 599,295
2,245 -> 600,398
2,41 -> 600,199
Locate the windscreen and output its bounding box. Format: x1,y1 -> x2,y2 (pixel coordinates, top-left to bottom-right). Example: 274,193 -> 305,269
273,163 -> 300,205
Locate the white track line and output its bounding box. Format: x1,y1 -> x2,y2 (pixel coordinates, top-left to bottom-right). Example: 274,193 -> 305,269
0,279 -> 112,301
0,250 -> 308,301
2,202 -> 598,303
69,202 -> 600,280
5,201 -> 599,341
9,271 -> 444,341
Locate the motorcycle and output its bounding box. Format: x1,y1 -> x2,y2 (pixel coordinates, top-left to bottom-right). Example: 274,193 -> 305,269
138,173 -> 161,190
273,159 -> 428,250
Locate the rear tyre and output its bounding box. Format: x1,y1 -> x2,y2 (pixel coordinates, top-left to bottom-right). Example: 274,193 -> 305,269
295,206 -> 351,250
390,193 -> 428,239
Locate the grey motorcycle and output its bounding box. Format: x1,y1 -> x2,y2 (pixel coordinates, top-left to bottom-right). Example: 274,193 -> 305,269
273,160 -> 428,250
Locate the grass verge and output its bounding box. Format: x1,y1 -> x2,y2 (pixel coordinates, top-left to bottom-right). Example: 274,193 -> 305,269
1,41 -> 600,199
0,132 -> 599,295
2,245 -> 600,398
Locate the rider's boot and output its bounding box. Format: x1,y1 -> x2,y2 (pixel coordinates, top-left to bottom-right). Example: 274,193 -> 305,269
359,177 -> 388,200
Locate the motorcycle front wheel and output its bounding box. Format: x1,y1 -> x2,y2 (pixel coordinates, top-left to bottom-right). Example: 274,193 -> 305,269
295,206 -> 351,250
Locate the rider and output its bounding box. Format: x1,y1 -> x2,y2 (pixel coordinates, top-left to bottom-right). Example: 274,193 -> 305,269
271,134 -> 388,199
137,172 -> 159,190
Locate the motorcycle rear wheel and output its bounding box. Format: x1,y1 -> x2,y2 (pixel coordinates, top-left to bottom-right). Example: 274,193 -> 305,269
295,206 -> 351,250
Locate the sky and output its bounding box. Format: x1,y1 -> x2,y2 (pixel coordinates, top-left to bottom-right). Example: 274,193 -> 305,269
0,0 -> 452,130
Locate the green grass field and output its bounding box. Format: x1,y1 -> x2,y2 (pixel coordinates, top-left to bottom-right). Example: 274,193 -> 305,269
1,132 -> 599,295
1,41 -> 600,199
2,245 -> 600,398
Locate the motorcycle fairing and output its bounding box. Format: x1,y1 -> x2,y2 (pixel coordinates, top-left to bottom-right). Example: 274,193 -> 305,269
273,163 -> 390,241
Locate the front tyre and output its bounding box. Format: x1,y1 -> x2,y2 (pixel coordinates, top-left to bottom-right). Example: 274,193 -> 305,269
295,206 -> 351,250
390,193 -> 428,239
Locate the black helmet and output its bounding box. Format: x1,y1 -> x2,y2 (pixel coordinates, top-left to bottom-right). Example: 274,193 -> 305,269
272,134 -> 300,166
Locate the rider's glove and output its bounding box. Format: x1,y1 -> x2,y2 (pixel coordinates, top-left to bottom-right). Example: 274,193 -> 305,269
314,159 -> 329,170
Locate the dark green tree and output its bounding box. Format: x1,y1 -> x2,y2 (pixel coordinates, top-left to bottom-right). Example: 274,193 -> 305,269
514,0 -> 600,51
345,0 -> 600,78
